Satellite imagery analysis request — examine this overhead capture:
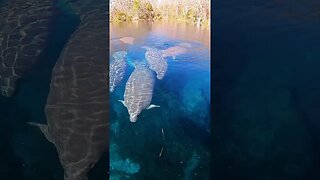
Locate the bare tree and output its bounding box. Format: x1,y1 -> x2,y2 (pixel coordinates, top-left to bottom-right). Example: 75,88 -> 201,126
110,0 -> 210,26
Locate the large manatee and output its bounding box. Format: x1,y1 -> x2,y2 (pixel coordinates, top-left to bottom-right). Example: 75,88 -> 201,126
29,0 -> 109,179
143,46 -> 168,80
109,51 -> 127,92
0,0 -> 54,96
119,65 -> 160,122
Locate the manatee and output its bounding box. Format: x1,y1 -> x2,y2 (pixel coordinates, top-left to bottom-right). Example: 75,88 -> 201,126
119,36 -> 135,45
0,0 -> 54,96
109,51 -> 127,92
28,1 -> 109,180
143,46 -> 168,80
178,42 -> 193,48
119,65 -> 160,122
162,45 -> 187,58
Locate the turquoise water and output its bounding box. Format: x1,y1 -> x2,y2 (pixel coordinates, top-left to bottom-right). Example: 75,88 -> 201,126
110,21 -> 211,179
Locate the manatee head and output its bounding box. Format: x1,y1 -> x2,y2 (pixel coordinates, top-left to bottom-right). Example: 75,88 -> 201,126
113,51 -> 127,60
141,46 -> 152,51
157,74 -> 163,80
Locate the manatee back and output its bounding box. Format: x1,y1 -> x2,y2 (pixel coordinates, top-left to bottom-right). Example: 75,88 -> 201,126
44,2 -> 109,180
0,0 -> 54,96
124,66 -> 155,117
110,52 -> 127,92
144,47 -> 168,79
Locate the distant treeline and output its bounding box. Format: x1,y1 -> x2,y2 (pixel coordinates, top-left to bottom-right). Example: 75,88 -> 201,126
110,0 -> 210,26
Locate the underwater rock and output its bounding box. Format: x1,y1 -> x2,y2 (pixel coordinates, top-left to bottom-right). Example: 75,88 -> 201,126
110,144 -> 140,176
109,51 -> 127,92
143,46 -> 168,80
181,80 -> 210,130
119,65 -> 159,122
217,60 -> 315,178
110,121 -> 119,136
29,1 -> 109,180
184,152 -> 201,180
111,158 -> 140,174
0,0 -> 54,96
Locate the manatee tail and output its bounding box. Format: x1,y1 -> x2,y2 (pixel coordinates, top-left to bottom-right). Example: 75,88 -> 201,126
64,166 -> 89,180
141,45 -> 149,50
112,51 -> 127,60
27,122 -> 54,144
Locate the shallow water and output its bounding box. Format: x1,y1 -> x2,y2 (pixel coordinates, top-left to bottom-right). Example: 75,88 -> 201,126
213,0 -> 320,179
110,21 -> 211,179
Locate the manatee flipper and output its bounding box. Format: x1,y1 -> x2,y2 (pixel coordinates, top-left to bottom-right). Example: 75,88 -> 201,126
118,100 -> 127,107
147,104 -> 160,110
27,122 -> 54,144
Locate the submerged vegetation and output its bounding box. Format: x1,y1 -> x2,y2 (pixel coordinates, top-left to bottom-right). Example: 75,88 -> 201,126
110,0 -> 210,26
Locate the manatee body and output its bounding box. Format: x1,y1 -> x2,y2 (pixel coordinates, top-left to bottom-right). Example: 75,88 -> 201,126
0,0 -> 54,96
143,46 -> 168,80
29,1 -> 109,180
119,36 -> 135,45
109,51 -> 127,92
120,65 -> 159,122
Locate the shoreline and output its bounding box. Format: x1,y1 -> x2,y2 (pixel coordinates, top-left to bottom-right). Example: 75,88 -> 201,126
109,18 -> 210,28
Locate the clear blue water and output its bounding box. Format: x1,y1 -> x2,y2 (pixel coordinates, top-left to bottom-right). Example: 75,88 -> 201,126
110,21 -> 211,179
213,0 -> 320,179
